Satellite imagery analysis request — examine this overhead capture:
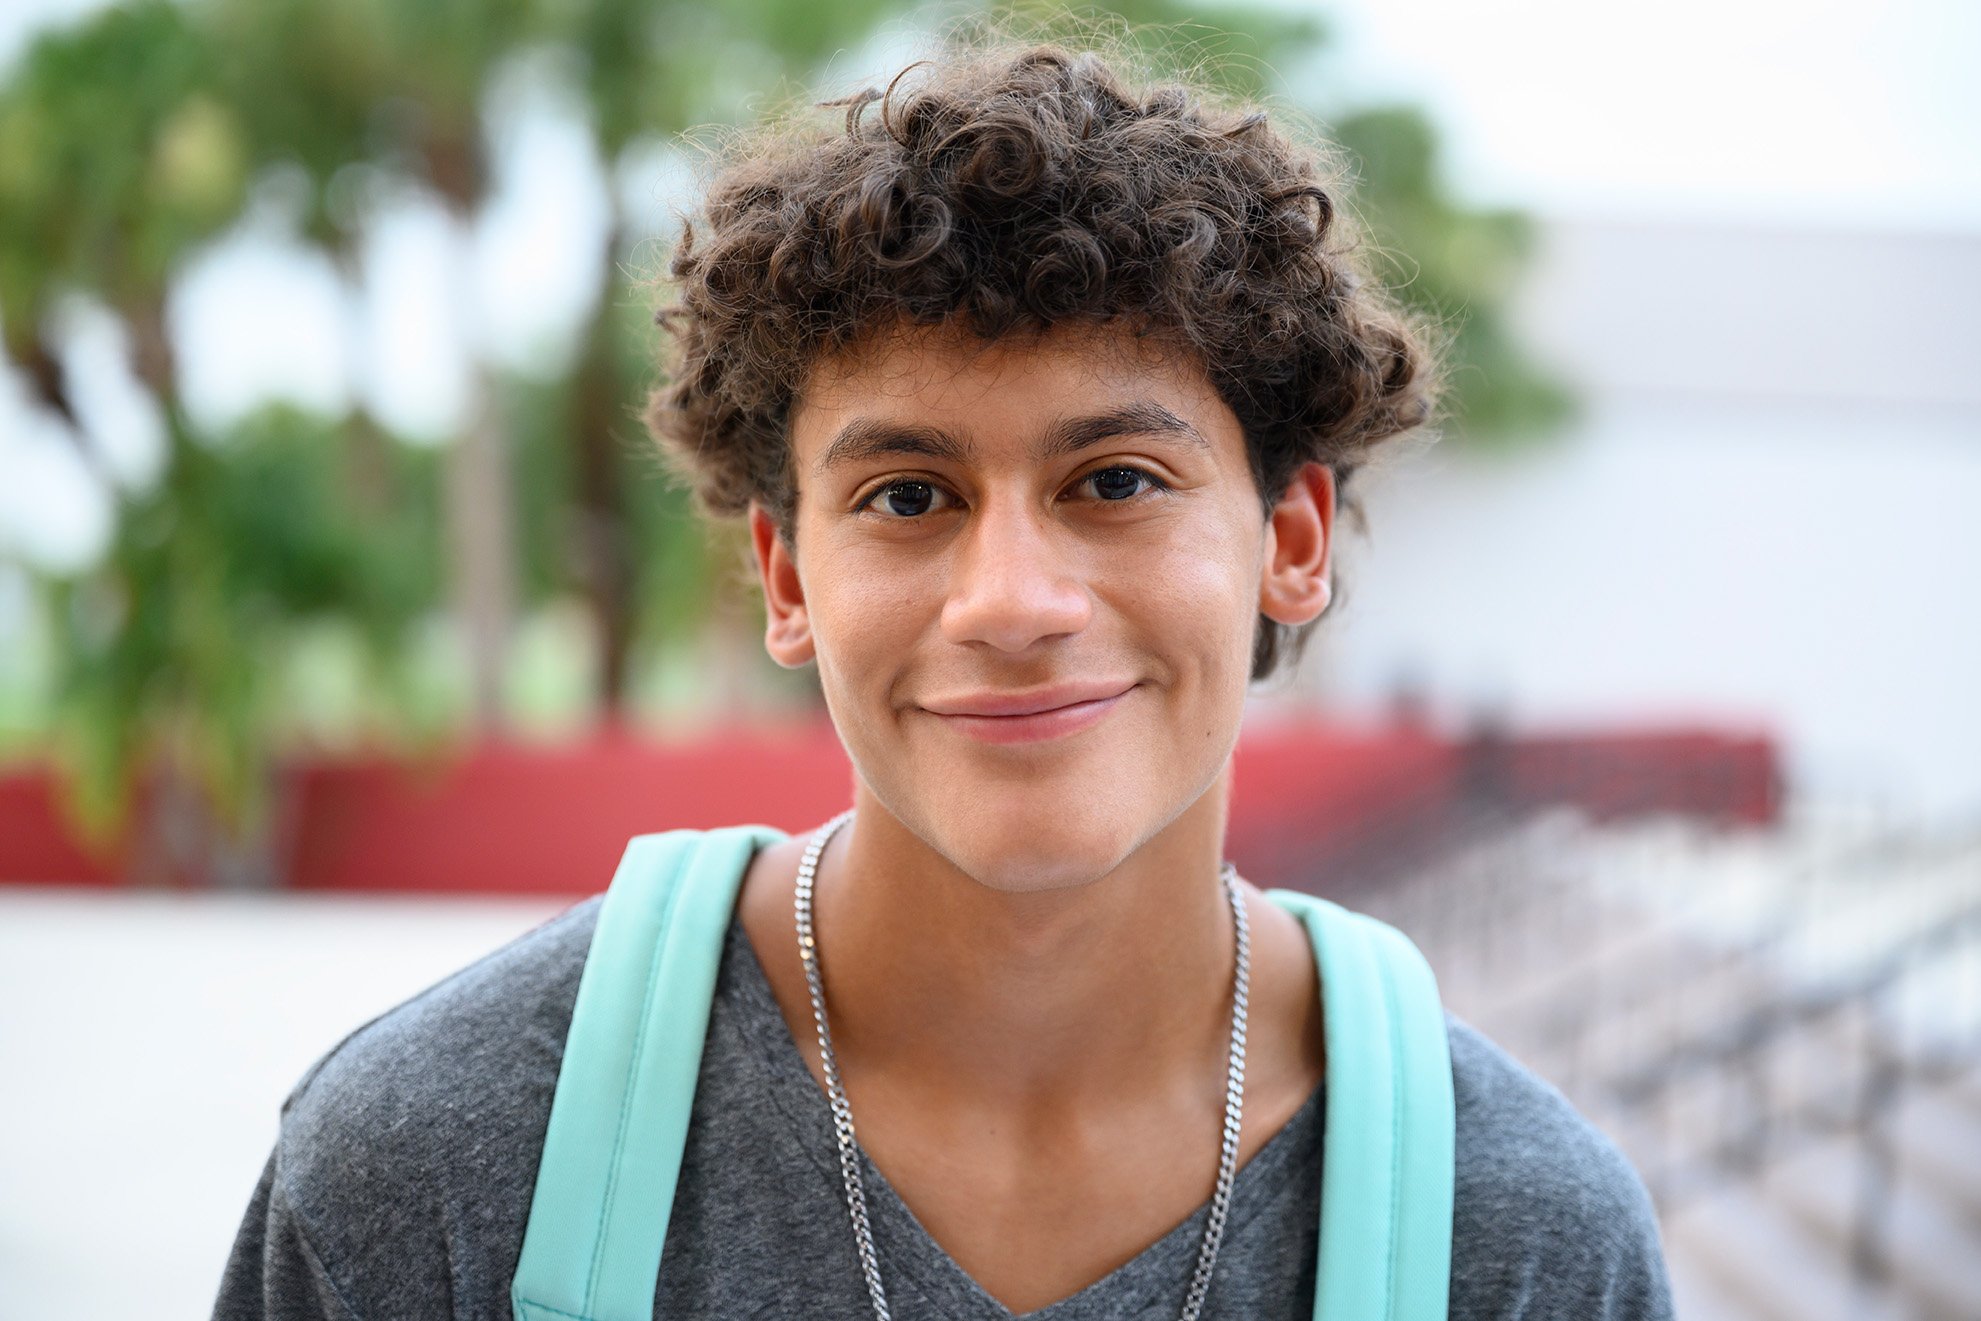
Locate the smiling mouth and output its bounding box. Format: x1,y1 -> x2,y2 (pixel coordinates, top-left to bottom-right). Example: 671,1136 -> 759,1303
920,684 -> 1136,745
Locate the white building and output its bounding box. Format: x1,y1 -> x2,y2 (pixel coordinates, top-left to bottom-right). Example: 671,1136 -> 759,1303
1287,215 -> 1981,821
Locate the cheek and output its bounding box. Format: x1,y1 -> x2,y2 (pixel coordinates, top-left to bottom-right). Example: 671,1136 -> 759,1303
1102,508 -> 1260,676
805,546 -> 937,706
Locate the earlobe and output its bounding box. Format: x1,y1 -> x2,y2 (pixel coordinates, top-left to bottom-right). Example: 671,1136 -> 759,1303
749,504 -> 816,668
1259,462 -> 1336,627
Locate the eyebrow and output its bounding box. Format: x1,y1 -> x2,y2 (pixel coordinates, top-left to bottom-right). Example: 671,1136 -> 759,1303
810,400 -> 1208,477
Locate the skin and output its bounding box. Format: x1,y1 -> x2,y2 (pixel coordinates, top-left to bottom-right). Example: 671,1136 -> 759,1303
733,314 -> 1336,1312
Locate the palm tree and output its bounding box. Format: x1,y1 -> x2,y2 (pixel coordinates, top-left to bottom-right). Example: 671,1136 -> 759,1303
0,2 -> 440,885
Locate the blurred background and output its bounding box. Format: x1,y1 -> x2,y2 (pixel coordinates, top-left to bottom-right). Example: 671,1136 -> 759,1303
0,0 -> 1974,1316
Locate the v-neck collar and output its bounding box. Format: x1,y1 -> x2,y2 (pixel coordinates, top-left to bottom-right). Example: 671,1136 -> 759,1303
715,910 -> 1326,1320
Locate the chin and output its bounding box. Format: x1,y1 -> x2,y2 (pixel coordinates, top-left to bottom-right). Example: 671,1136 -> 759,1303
842,702 -> 1226,891
919,783 -> 1159,893
943,837 -> 1129,895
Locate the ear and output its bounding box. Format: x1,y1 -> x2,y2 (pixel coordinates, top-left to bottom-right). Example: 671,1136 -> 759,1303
749,504 -> 816,668
1258,461 -> 1335,626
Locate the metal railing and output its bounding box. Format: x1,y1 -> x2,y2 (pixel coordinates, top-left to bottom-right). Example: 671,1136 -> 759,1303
1307,777 -> 1981,1318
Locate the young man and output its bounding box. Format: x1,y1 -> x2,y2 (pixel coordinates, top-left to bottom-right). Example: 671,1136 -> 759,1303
215,38 -> 1674,1320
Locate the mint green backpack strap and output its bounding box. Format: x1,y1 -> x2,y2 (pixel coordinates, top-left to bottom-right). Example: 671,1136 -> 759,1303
1265,889 -> 1456,1321
512,824 -> 786,1321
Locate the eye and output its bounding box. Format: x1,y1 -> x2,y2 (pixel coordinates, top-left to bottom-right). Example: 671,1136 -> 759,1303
1079,466 -> 1166,502
859,479 -> 955,519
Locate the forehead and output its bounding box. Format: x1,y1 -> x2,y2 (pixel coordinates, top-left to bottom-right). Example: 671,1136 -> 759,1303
789,316 -> 1231,449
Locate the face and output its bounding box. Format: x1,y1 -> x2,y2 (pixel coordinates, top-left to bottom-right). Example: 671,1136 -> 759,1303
751,316 -> 1334,892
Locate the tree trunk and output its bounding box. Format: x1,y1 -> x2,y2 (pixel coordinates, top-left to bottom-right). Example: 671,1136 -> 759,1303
570,231 -> 635,723
428,138 -> 516,736
446,370 -> 516,734
125,742 -> 290,891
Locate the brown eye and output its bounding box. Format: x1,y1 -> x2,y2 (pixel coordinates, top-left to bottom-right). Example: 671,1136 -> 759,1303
884,482 -> 935,516
861,479 -> 953,518
1084,467 -> 1164,501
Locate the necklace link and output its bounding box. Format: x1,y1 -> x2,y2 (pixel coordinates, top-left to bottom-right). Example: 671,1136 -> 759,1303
793,809 -> 1251,1321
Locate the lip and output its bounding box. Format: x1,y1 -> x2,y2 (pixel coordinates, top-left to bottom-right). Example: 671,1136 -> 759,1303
920,682 -> 1137,745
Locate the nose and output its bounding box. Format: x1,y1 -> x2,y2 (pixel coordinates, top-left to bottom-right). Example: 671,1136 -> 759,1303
939,494 -> 1093,653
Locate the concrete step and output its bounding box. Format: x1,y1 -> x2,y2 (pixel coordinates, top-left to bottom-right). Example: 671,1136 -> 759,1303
1438,933 -> 1799,1104
1886,1077 -> 1981,1232
1661,1179 -> 1908,1321
1366,812 -> 1981,1321
1943,1066 -> 1981,1125
1584,1055 -> 1981,1321
1594,1105 -> 1872,1321
1765,1131 -> 1981,1321
1428,892 -> 1733,1022
1664,1250 -> 1756,1321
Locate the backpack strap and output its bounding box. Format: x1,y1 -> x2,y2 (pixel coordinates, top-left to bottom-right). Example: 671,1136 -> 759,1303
513,825 -> 787,1321
512,832 -> 1453,1321
1265,888 -> 1456,1321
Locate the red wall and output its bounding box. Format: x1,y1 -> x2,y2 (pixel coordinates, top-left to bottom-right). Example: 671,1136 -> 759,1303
0,719 -> 1782,895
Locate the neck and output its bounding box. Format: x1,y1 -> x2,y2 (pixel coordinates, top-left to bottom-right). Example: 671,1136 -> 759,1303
805,771 -> 1241,1118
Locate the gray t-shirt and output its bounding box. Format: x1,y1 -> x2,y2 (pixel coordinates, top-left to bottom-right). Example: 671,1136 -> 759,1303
212,892 -> 1675,1319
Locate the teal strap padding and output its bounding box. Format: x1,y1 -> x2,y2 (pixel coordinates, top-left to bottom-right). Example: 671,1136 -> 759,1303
512,825 -> 788,1321
1264,888 -> 1456,1321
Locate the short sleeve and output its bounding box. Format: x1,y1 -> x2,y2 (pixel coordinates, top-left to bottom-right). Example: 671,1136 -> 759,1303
210,1146 -> 364,1321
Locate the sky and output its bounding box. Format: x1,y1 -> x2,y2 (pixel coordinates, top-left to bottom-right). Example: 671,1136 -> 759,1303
1293,0 -> 1981,233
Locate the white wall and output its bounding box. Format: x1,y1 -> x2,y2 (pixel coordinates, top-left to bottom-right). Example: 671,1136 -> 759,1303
1288,217 -> 1981,818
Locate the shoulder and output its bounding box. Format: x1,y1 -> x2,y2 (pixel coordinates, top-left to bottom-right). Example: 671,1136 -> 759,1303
1444,1011 -> 1676,1319
265,896 -> 606,1297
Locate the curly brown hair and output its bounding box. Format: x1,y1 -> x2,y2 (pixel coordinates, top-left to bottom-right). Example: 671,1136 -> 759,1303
644,30 -> 1446,680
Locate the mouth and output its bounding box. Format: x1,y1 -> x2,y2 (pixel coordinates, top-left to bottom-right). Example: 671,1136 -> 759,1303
919,682 -> 1137,746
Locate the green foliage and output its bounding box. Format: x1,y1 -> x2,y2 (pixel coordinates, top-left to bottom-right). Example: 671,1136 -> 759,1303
567,0 -> 905,152
1329,106 -> 1576,443
41,405 -> 442,844
204,0 -> 539,230
500,302 -> 706,624
0,0 -> 245,358
989,0 -> 1327,100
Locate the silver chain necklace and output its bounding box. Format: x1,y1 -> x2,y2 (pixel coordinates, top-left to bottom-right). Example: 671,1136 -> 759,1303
793,808 -> 1252,1321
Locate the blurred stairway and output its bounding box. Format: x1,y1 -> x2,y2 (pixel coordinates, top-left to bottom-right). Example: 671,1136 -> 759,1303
1336,803 -> 1981,1321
